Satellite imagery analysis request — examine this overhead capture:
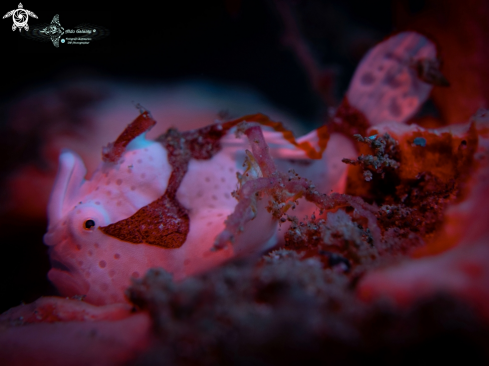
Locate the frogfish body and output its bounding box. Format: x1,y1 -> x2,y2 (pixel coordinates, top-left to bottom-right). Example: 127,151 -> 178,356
44,31 -> 437,305
44,110 -> 353,304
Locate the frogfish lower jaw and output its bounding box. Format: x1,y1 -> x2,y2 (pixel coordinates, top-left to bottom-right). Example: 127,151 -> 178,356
48,268 -> 90,299
47,245 -> 90,298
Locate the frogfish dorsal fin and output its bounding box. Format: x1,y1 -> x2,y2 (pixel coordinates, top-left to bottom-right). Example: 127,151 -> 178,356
102,109 -> 156,163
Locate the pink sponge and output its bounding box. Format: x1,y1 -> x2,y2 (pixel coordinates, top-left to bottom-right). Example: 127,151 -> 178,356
347,32 -> 437,125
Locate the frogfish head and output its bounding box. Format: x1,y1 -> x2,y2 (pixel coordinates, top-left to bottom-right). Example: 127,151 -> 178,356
44,134 -> 177,305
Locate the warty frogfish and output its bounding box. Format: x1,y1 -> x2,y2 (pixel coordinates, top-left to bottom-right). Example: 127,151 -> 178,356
44,31 -> 437,305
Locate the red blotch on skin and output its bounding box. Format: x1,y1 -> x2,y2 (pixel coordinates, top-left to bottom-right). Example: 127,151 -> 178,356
386,123 -> 478,185
220,113 -> 330,159
330,97 -> 371,140
100,194 -> 189,248
102,110 -> 156,164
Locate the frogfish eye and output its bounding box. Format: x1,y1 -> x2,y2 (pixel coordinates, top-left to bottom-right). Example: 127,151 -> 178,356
83,219 -> 96,230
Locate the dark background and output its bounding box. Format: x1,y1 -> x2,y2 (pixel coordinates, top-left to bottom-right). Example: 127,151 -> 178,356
0,0 -> 435,312
1,0 -> 396,120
